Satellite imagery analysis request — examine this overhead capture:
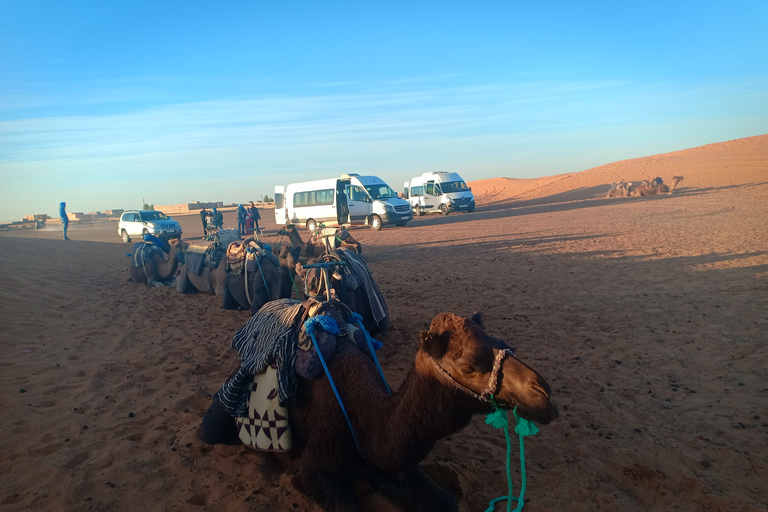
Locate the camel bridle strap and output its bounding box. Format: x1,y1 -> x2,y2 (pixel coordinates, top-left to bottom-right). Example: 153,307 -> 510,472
431,348 -> 513,404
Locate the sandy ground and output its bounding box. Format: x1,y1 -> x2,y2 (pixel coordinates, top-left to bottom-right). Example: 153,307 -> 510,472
1,134 -> 767,511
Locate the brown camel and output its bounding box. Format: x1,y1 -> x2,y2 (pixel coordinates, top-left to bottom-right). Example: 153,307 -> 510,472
128,238 -> 184,287
631,176 -> 684,196
177,239 -> 301,313
278,223 -> 362,261
201,311 -> 557,511
606,180 -> 632,197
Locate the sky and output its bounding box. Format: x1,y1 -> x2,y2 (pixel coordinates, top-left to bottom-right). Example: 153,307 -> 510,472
1,1 -> 766,223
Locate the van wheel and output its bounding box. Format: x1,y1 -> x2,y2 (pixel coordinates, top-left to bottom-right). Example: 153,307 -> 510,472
440,204 -> 450,215
370,215 -> 382,231
306,219 -> 317,234
121,230 -> 131,243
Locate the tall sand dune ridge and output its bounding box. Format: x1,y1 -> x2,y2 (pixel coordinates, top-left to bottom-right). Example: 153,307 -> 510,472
470,133 -> 768,206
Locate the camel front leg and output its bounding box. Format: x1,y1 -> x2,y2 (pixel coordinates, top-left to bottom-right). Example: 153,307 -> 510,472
298,450 -> 362,512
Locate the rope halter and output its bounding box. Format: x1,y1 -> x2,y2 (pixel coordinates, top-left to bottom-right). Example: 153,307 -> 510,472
431,348 -> 514,404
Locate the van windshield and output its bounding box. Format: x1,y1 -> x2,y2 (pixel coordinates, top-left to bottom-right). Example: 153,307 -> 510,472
140,211 -> 169,221
440,181 -> 469,193
364,184 -> 398,199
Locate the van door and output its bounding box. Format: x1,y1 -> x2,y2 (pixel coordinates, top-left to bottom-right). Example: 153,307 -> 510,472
346,183 -> 372,224
274,186 -> 286,225
424,180 -> 438,210
336,180 -> 350,225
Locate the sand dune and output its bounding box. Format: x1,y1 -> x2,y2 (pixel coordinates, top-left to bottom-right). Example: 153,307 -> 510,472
1,134 -> 767,511
471,134 -> 768,206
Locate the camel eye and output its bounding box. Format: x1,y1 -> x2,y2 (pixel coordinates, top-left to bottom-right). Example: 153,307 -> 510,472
462,366 -> 474,374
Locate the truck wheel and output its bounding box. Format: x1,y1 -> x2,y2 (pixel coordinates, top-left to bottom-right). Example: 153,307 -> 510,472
121,230 -> 131,243
440,204 -> 450,215
370,215 -> 382,231
306,219 -> 317,234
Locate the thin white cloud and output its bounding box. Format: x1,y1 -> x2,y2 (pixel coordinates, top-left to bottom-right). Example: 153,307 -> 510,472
1,77 -> 766,221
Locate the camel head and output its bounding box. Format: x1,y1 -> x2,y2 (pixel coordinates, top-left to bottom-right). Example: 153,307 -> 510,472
275,245 -> 301,274
418,312 -> 558,425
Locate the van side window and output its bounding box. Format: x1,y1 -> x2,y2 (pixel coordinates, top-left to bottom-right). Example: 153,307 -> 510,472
411,186 -> 423,196
425,182 -> 435,195
294,189 -> 334,207
348,185 -> 368,202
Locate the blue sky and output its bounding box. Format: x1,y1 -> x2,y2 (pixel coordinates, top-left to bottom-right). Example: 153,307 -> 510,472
1,1 -> 766,223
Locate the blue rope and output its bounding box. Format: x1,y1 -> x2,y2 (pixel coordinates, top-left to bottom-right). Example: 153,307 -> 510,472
248,246 -> 269,296
304,316 -> 364,456
348,312 -> 390,395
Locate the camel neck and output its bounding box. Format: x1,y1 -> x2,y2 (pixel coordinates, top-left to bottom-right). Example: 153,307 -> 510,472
157,244 -> 179,277
359,351 -> 477,471
288,229 -> 304,248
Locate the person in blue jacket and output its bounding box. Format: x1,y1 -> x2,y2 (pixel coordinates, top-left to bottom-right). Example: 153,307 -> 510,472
59,202 -> 70,240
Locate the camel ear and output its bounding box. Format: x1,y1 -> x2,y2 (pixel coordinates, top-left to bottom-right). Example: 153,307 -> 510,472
470,311 -> 485,330
420,330 -> 450,359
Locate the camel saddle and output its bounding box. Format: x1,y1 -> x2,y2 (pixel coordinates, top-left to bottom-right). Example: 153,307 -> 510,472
226,239 -> 279,275
130,242 -> 164,268
184,240 -> 224,276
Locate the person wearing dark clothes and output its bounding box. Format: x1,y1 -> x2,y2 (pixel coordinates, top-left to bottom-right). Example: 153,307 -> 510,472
199,208 -> 208,236
59,202 -> 70,240
249,201 -> 261,230
213,207 -> 224,229
236,204 -> 246,235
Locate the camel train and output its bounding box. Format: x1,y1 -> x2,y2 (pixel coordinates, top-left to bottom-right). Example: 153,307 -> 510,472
127,222 -> 384,331
127,222 -> 557,510
607,176 -> 684,198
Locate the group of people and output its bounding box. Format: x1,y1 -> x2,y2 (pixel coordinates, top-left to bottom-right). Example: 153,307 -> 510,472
198,202 -> 261,238
236,202 -> 261,237
199,207 -> 224,237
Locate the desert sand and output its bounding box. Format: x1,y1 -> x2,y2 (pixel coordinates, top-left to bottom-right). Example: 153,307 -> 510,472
1,134 -> 766,511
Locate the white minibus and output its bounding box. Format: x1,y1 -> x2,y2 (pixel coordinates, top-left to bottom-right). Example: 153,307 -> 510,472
403,171 -> 475,215
275,174 -> 413,232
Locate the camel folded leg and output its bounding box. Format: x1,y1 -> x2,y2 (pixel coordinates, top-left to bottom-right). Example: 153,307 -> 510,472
357,465 -> 458,512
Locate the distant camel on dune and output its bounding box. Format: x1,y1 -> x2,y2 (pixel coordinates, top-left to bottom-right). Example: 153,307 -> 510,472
607,176 -> 684,198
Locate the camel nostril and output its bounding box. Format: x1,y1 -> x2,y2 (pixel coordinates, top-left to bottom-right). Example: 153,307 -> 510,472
531,383 -> 549,398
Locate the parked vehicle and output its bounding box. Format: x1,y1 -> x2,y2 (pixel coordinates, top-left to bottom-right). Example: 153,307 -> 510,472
403,171 -> 475,215
118,210 -> 182,243
275,174 -> 412,232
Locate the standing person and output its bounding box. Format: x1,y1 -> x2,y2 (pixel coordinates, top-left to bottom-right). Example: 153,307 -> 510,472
59,202 -> 70,240
236,204 -> 246,235
199,207 -> 208,237
249,201 -> 261,230
212,207 -> 223,229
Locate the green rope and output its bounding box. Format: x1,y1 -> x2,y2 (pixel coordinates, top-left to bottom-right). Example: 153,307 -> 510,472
289,271 -> 303,300
484,400 -> 539,512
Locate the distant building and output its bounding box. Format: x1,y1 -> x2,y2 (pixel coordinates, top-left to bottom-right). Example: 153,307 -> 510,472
155,201 -> 223,215
23,214 -> 49,222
